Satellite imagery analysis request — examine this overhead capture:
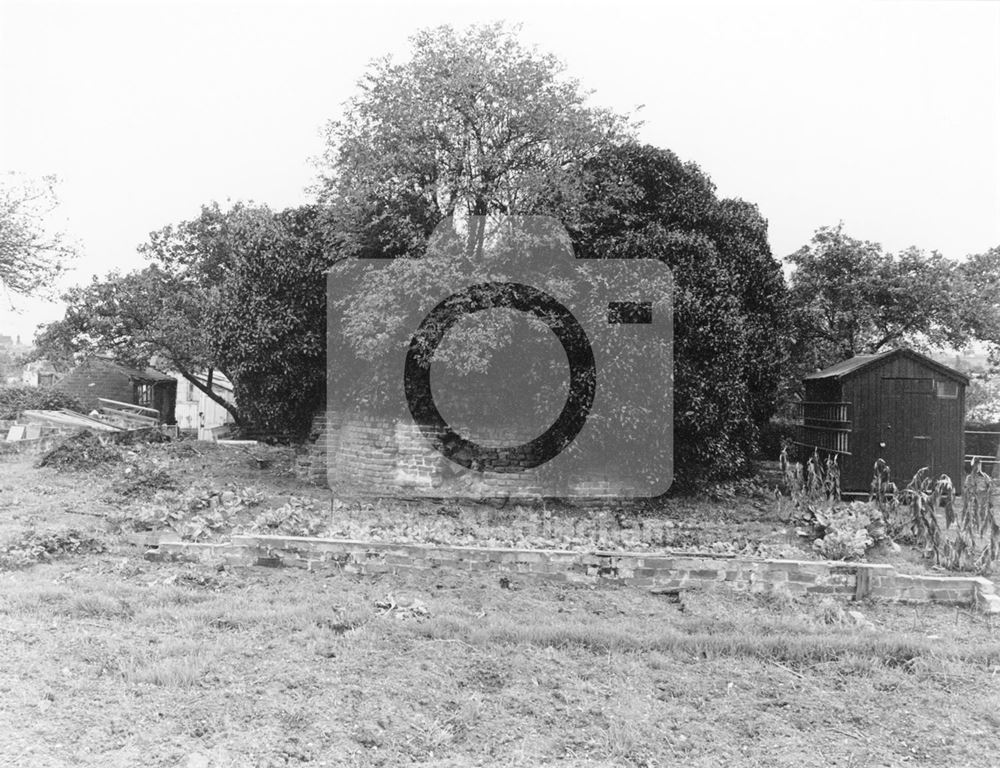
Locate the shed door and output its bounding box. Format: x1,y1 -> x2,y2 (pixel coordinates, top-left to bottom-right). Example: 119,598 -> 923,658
881,377 -> 934,479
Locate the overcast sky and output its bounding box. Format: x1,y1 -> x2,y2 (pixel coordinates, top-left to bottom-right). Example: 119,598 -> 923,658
1,0 -> 999,344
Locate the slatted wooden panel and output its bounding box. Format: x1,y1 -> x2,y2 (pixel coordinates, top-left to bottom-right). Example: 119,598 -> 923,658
802,352 -> 966,493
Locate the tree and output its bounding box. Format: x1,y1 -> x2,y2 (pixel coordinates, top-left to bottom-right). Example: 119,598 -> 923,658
37,202 -> 332,436
787,224 -> 967,377
957,245 -> 1000,365
35,263 -> 242,424
0,173 -> 75,298
320,22 -> 631,261
211,205 -> 329,435
567,143 -> 791,482
322,25 -> 789,486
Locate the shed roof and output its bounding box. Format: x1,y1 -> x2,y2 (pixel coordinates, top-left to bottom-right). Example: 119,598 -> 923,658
83,356 -> 176,384
804,348 -> 970,384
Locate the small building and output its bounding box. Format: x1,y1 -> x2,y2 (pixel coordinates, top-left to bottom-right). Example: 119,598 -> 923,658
796,348 -> 969,493
21,359 -> 61,387
58,357 -> 177,424
173,370 -> 236,439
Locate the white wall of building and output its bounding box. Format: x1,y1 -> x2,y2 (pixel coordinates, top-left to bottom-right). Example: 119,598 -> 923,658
173,372 -> 235,438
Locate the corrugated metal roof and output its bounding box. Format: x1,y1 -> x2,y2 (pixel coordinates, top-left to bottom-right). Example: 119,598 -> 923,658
804,348 -> 970,384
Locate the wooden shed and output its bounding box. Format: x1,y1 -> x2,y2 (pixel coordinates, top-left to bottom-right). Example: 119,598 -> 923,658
58,357 -> 177,424
796,348 -> 968,493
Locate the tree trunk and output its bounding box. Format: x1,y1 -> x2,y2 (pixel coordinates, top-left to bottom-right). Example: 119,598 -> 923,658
175,364 -> 243,426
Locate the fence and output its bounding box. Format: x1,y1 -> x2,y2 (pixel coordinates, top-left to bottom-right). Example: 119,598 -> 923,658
965,429 -> 1000,478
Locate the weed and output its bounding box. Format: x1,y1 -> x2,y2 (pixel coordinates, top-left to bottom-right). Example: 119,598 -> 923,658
249,497 -> 325,537
118,652 -> 205,688
900,460 -> 1000,573
0,528 -> 106,570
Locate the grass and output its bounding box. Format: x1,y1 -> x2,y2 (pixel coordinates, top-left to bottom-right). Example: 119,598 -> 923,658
1,556 -> 999,767
2,444 -> 1000,765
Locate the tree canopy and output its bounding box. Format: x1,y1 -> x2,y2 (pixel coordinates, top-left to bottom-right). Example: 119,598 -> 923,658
321,22 -> 791,486
0,173 -> 75,298
957,245 -> 1000,365
36,203 -> 331,435
320,22 -> 632,261
567,143 -> 790,482
786,224 -> 973,379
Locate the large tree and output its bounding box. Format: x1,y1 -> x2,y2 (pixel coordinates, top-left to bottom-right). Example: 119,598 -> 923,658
566,143 -> 791,481
210,205 -> 329,435
321,23 -> 790,485
320,22 -> 631,261
36,203 -> 331,434
34,263 -> 241,423
787,224 -> 967,377
0,173 -> 75,297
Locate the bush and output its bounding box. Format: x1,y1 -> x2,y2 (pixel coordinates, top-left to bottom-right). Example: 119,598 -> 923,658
0,385 -> 84,420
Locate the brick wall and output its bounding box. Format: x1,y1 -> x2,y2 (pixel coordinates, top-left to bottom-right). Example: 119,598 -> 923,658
145,534 -> 998,609
295,409 -> 643,497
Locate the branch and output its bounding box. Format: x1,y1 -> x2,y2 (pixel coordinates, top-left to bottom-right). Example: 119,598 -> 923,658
174,363 -> 243,426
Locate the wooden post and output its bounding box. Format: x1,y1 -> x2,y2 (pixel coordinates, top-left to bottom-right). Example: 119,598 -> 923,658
854,567 -> 871,601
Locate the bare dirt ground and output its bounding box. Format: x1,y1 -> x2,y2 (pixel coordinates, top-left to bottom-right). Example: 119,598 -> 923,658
2,439 -> 1000,766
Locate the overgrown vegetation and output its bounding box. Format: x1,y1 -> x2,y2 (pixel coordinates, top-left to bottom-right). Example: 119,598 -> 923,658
37,429 -> 121,471
0,527 -> 105,570
108,458 -> 177,500
781,444 -> 1000,572
0,384 -> 83,420
781,447 -> 885,560
892,459 -> 1000,572
113,481 -> 267,541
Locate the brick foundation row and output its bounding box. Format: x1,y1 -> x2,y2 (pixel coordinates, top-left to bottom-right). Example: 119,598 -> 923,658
140,534 -> 1000,611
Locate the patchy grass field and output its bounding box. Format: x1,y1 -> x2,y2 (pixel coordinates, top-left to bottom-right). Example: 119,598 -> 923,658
1,441 -> 806,559
1,556 -> 1000,767
3,439 -> 1000,766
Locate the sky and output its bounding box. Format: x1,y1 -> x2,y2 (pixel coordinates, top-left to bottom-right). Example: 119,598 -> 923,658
1,0 -> 999,344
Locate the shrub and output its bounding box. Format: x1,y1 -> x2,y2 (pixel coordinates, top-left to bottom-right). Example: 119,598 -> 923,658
0,385 -> 84,420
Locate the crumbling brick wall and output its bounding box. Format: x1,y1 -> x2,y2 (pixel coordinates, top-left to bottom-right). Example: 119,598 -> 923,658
295,409 -> 640,497
148,535 -> 995,609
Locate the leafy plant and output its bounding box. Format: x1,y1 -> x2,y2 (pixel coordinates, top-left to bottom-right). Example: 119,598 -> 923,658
249,498 -> 326,537
810,504 -> 877,560
781,447 -> 882,560
0,528 -> 105,570
0,385 -> 84,420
